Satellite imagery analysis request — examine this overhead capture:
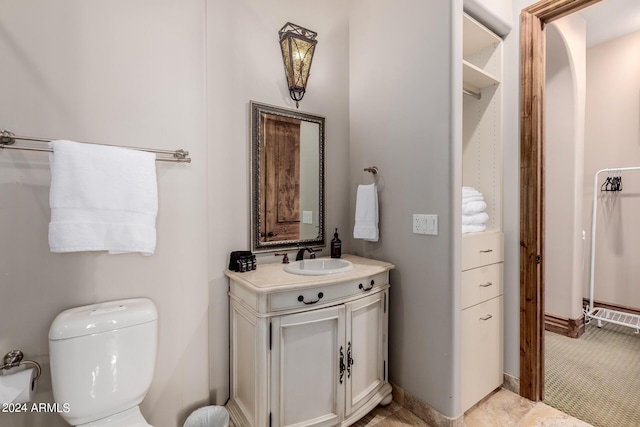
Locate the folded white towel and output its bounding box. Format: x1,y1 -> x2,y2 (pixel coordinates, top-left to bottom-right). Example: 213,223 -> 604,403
463,195 -> 485,203
462,186 -> 482,196
462,200 -> 487,215
462,212 -> 489,225
462,224 -> 486,234
48,140 -> 158,255
353,184 -> 379,242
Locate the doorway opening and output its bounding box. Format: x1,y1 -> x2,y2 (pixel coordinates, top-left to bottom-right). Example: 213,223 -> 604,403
518,0 -> 604,402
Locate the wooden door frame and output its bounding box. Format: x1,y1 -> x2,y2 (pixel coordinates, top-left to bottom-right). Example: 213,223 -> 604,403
519,0 -> 602,401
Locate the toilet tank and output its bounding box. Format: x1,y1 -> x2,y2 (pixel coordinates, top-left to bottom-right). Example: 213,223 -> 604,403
48,298 -> 158,426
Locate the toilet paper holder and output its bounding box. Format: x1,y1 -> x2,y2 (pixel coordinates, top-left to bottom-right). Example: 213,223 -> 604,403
1,350 -> 41,382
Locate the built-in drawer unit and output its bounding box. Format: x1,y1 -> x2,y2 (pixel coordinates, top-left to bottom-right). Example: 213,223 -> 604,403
461,263 -> 503,310
461,231 -> 504,412
462,231 -> 504,271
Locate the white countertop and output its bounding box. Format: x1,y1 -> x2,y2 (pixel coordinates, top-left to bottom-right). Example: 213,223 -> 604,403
225,254 -> 394,293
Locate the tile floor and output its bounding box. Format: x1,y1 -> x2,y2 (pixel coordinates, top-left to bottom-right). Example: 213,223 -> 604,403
361,389 -> 593,427
228,388 -> 592,427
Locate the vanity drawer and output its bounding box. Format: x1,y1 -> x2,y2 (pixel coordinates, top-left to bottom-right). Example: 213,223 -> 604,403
462,231 -> 504,271
269,272 -> 388,312
461,263 -> 503,310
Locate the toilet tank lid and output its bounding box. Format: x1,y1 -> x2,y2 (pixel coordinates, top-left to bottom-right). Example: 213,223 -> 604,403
49,298 -> 158,341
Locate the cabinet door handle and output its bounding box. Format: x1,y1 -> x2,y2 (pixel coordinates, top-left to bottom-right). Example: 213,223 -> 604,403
297,292 -> 324,305
480,249 -> 493,253
359,280 -> 374,292
480,314 -> 493,321
479,282 -> 493,288
339,346 -> 345,384
347,341 -> 354,378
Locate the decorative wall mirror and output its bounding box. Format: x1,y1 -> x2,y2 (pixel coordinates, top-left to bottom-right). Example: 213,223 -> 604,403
250,101 -> 325,252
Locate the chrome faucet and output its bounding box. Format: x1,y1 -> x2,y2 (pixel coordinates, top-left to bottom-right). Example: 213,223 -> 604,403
295,246 -> 317,261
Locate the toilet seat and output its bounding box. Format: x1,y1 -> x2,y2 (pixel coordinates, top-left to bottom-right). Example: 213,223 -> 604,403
77,407 -> 152,427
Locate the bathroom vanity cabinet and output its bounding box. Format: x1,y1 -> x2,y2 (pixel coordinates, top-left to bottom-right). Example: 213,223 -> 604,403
461,13 -> 504,412
226,255 -> 394,427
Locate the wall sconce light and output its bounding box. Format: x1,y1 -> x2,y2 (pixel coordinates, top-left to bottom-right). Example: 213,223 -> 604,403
279,22 -> 317,108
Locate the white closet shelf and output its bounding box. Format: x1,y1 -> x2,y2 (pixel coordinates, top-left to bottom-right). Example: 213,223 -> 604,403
463,60 -> 499,91
463,13 -> 501,57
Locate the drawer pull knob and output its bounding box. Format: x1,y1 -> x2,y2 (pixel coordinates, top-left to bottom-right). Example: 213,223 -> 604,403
480,282 -> 493,288
480,249 -> 493,253
359,281 -> 374,292
480,314 -> 493,321
298,292 -> 324,305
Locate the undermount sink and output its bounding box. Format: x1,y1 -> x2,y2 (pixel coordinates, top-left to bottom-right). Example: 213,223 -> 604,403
284,258 -> 354,276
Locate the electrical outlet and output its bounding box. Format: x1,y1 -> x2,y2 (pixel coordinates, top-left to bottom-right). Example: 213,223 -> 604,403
413,214 -> 428,234
413,214 -> 438,235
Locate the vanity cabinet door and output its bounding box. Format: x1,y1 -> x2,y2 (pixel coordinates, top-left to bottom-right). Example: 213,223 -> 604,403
271,305 -> 346,427
345,290 -> 388,417
461,295 -> 503,411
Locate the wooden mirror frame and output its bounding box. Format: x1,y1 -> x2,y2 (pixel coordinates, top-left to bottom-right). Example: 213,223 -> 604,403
250,101 -> 326,253
519,0 -> 602,401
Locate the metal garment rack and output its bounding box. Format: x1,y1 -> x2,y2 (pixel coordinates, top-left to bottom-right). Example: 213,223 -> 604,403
0,129 -> 191,163
587,166 -> 640,333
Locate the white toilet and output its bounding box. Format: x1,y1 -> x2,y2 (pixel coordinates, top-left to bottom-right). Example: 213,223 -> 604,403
48,298 -> 158,427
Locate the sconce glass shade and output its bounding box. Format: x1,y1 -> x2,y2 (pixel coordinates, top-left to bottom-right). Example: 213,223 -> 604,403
279,22 -> 317,108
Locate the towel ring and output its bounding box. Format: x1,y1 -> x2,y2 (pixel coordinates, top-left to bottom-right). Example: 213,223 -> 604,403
363,166 -> 379,175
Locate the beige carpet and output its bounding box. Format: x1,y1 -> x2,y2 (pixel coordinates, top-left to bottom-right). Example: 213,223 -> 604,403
545,323 -> 640,427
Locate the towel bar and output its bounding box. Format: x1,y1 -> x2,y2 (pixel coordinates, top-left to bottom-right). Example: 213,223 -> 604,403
0,129 -> 191,163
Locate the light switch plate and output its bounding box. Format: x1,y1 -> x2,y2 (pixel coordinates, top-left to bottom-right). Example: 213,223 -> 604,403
425,214 -> 438,235
303,211 -> 313,224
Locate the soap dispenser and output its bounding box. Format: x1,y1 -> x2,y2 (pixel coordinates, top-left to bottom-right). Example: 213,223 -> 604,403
331,228 -> 342,258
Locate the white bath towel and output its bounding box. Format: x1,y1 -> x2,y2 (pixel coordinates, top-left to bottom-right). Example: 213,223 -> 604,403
462,224 -> 487,234
353,184 -> 379,242
462,212 -> 489,225
462,200 -> 487,215
48,140 -> 158,255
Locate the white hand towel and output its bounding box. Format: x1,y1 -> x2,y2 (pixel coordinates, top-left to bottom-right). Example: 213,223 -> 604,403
48,140 -> 158,255
462,200 -> 487,215
353,184 -> 379,242
462,212 -> 489,225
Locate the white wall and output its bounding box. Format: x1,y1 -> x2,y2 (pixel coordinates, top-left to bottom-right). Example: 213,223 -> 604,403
584,30 -> 640,309
349,0 -> 459,417
1,0 -> 351,424
206,0 -> 351,405
0,1 -> 209,426
544,16 -> 586,321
